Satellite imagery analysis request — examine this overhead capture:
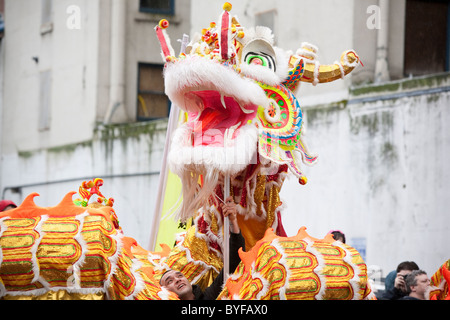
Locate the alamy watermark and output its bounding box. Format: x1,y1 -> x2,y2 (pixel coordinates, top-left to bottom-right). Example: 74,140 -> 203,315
66,5 -> 81,30
366,5 -> 381,30
64,4 -> 381,31
66,265 -> 80,289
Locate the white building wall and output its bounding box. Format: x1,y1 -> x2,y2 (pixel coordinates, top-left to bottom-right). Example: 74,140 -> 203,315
2,0 -> 100,153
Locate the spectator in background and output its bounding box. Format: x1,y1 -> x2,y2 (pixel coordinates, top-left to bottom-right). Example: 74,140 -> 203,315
400,270 -> 430,300
383,269 -> 397,293
0,200 -> 17,212
381,261 -> 419,300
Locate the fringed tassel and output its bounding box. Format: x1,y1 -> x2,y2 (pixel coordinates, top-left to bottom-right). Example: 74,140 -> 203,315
104,230 -> 124,299
71,212 -> 89,289
285,150 -> 308,185
31,215 -> 49,284
296,132 -> 319,166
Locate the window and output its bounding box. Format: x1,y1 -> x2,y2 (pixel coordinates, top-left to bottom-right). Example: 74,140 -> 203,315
404,0 -> 450,76
139,0 -> 175,15
137,63 -> 170,121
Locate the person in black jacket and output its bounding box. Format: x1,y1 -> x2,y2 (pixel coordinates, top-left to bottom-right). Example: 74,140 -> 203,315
381,261 -> 419,300
159,196 -> 245,300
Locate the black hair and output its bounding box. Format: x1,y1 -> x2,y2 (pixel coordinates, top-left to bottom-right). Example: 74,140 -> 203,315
331,231 -> 346,243
396,261 -> 419,273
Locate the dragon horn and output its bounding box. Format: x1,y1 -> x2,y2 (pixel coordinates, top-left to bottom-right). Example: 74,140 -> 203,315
294,42 -> 361,85
154,19 -> 176,62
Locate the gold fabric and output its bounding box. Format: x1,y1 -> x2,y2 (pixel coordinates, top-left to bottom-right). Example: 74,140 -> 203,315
0,211 -> 179,300
165,226 -> 222,290
218,228 -> 374,300
1,290 -> 105,300
237,174 -> 282,251
291,51 -> 360,84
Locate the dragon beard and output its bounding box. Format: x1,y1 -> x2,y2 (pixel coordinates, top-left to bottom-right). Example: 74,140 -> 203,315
168,123 -> 259,222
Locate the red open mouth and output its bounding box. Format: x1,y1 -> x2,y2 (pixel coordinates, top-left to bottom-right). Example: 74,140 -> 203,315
184,90 -> 258,147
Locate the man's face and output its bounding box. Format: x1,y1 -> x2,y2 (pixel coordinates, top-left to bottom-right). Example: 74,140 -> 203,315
160,270 -> 193,299
411,274 -> 430,296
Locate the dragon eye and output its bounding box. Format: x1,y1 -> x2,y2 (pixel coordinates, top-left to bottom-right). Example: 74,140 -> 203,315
247,55 -> 267,66
244,52 -> 275,70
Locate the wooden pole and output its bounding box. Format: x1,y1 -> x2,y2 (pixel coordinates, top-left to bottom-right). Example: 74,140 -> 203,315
223,174 -> 230,281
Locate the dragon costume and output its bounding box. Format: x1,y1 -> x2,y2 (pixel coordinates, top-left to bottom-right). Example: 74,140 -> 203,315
156,2 -> 368,295
0,3 -> 388,300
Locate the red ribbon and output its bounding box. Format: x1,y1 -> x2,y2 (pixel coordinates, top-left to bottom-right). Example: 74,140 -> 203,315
220,10 -> 229,60
155,26 -> 171,58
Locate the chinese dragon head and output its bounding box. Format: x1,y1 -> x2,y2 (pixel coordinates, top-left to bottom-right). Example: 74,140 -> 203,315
156,2 -> 362,289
